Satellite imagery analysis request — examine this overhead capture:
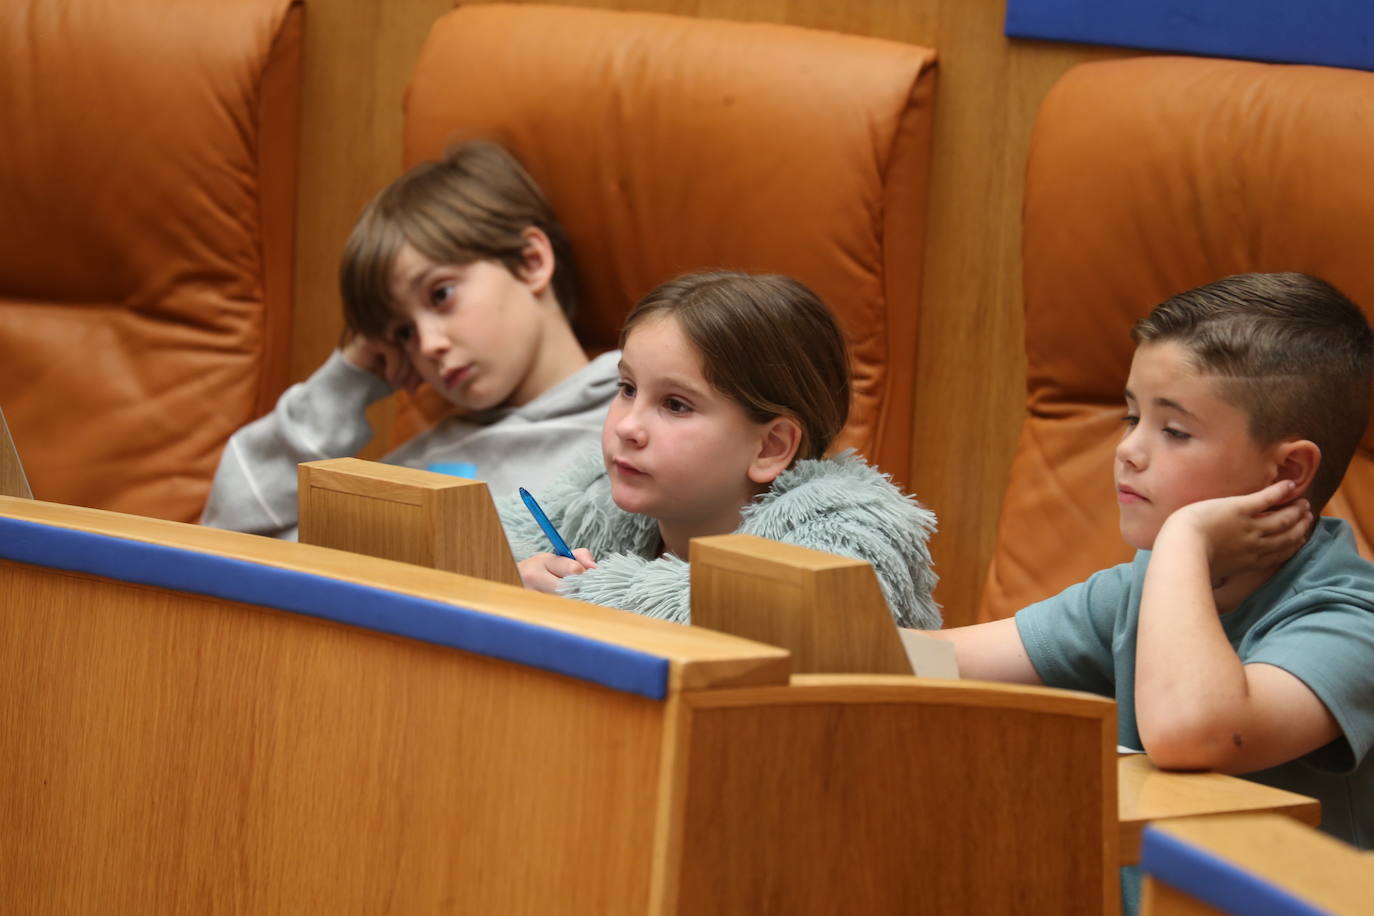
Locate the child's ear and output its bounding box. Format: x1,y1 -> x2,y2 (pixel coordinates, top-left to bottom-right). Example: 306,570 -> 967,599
1274,438 -> 1321,498
516,226 -> 555,296
747,416 -> 803,485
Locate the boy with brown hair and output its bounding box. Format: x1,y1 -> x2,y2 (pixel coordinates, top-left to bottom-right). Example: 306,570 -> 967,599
203,141 -> 618,539
939,273 -> 1374,860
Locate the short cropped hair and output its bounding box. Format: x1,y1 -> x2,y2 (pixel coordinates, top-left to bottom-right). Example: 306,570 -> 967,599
1133,272 -> 1374,511
620,271 -> 851,463
340,141 -> 578,338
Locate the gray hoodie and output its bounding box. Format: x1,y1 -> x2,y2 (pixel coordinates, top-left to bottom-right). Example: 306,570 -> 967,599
201,349 -> 620,539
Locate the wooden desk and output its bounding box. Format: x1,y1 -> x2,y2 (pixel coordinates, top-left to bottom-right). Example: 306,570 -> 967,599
1117,754 -> 1321,864
1141,814 -> 1373,915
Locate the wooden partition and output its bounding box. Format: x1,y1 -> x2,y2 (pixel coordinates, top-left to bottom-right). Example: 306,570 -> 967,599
1,495 -> 1126,913
0,495 -> 786,913
661,677 -> 1120,915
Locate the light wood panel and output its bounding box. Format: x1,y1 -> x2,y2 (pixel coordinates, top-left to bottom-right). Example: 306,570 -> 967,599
0,556 -> 667,913
291,0 -> 1138,625
1116,754 -> 1322,865
690,533 -> 911,674
0,408 -> 30,499
1141,814 -> 1374,916
299,456 -> 521,585
661,675 -> 1121,915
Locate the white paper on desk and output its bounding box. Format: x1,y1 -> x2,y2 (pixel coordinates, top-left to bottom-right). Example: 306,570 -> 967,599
899,630 -> 960,678
1117,745 -> 1144,755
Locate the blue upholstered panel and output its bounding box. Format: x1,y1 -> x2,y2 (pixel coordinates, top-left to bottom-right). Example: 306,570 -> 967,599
1005,1 -> 1374,72
0,516 -> 669,700
1140,824 -> 1333,916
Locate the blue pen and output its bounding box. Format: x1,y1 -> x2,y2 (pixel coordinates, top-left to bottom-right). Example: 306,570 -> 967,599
519,487 -> 575,559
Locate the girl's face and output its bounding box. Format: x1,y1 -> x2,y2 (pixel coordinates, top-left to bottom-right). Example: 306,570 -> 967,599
603,314 -> 778,552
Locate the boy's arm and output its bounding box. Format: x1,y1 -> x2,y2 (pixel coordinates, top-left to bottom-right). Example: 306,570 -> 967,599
925,619 -> 1045,685
200,350 -> 392,536
1135,480 -> 1339,773
341,335 -> 422,393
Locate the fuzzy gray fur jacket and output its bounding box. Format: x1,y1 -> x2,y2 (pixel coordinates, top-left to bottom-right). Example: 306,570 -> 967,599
496,450 -> 941,629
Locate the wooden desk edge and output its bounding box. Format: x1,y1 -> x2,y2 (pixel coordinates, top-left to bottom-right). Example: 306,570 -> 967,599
1,497 -> 792,693
1116,755 -> 1322,864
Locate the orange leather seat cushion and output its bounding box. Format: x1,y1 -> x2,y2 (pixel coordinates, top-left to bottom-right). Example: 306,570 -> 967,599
396,4 -> 937,481
0,0 -> 302,521
980,56 -> 1374,620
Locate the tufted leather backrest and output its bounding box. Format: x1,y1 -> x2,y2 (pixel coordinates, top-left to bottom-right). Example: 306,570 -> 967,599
0,0 -> 303,522
979,56 -> 1374,620
398,4 -> 937,482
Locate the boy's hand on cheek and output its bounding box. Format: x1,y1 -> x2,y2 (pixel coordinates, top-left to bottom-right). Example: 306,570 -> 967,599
518,549 -> 598,594
1164,479 -> 1313,581
342,335 -> 422,392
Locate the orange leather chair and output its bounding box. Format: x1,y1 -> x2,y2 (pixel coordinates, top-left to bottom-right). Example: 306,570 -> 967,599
398,4 -> 937,482
980,56 -> 1374,620
0,0 -> 303,523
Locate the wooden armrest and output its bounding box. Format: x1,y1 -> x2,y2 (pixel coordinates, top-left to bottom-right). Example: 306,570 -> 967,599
298,457 -> 520,585
690,534 -> 911,674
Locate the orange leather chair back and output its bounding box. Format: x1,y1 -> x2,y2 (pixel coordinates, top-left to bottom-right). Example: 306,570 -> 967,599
401,4 -> 937,481
0,0 -> 303,522
980,56 -> 1374,621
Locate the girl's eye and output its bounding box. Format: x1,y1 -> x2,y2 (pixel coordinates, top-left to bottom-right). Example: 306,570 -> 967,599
616,380 -> 636,398
1163,426 -> 1191,441
1121,414 -> 1139,427
664,397 -> 691,414
430,283 -> 455,308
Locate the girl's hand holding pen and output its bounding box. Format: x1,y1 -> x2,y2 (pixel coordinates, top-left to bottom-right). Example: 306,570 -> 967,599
518,549 -> 597,593
517,486 -> 595,592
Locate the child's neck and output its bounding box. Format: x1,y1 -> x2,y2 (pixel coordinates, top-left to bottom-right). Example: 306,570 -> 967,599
657,507 -> 749,559
509,302 -> 588,406
658,521 -> 722,560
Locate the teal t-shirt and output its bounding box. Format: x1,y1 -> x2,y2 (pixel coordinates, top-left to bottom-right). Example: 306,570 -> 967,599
1015,517 -> 1374,850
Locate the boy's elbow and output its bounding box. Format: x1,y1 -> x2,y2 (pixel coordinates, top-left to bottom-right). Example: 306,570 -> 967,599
1141,716 -> 1250,772
1143,737 -> 1222,771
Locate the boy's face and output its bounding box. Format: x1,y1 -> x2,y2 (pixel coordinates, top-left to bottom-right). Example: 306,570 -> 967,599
1115,340 -> 1281,549
383,242 -> 557,411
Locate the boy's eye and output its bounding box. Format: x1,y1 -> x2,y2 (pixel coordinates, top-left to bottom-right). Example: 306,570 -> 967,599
616,380 -> 636,398
1121,414 -> 1139,427
390,323 -> 416,345
1163,426 -> 1191,441
664,397 -> 691,414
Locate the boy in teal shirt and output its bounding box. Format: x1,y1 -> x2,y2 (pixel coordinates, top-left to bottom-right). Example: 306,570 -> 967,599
937,273 -> 1374,897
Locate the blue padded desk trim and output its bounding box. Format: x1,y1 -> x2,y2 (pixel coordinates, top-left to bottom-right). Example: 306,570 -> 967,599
0,516 -> 669,700
1005,1 -> 1374,72
1140,824 -> 1333,916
